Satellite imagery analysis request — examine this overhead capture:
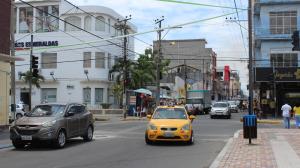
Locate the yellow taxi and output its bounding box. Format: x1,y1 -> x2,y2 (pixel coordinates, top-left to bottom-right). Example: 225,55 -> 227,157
145,105 -> 196,145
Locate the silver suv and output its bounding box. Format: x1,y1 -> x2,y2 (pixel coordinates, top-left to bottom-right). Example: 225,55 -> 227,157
10,103 -> 94,149
210,102 -> 231,119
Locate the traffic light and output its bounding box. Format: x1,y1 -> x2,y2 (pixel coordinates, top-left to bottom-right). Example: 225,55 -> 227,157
292,30 -> 299,51
31,56 -> 38,69
31,56 -> 39,77
32,69 -> 39,78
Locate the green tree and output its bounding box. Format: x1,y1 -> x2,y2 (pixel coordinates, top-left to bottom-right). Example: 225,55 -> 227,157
111,82 -> 123,108
20,71 -> 45,88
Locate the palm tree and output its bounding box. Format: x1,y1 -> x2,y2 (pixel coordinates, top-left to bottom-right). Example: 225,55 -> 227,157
20,71 -> 45,88
112,82 -> 123,108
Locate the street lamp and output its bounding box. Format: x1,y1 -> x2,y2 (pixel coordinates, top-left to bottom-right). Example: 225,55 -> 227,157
50,71 -> 55,81
84,70 -> 89,81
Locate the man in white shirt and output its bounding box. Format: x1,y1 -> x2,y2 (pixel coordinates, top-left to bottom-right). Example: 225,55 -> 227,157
281,103 -> 292,129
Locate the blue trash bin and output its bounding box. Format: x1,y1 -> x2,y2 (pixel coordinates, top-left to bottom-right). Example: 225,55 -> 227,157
243,115 -> 257,139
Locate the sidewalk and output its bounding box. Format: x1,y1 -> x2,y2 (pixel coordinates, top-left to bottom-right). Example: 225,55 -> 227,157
210,128 -> 300,168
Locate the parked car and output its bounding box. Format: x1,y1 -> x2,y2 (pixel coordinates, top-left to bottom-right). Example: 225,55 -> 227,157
10,103 -> 94,149
9,104 -> 27,122
145,105 -> 195,145
228,101 -> 239,113
210,102 -> 231,119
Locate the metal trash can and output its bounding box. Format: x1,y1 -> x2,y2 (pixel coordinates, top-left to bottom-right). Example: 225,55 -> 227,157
243,115 -> 257,139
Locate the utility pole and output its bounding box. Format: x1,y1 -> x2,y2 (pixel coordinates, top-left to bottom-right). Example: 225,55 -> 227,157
115,15 -> 132,119
184,60 -> 187,103
248,0 -> 253,116
29,34 -> 33,111
202,59 -> 205,90
155,16 -> 164,107
10,0 -> 16,119
248,0 -> 253,144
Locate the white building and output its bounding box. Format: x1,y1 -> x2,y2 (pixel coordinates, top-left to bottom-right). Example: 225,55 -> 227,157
14,0 -> 137,108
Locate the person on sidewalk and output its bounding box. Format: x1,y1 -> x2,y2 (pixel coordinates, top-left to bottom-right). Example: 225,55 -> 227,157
281,103 -> 292,129
293,103 -> 300,128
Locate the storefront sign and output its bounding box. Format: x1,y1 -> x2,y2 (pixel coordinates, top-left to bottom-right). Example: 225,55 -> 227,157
255,67 -> 300,82
15,41 -> 59,48
129,96 -> 136,105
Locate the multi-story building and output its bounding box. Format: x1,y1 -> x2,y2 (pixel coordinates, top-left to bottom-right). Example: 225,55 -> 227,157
14,0 -> 137,108
0,0 -> 11,126
229,71 -> 241,99
254,0 -> 300,117
153,39 -> 216,99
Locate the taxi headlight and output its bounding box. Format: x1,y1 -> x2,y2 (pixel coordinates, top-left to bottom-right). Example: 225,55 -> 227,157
181,124 -> 190,131
148,124 -> 157,130
42,120 -> 56,127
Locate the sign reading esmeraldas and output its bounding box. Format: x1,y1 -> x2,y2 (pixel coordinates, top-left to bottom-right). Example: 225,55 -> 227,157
15,41 -> 58,48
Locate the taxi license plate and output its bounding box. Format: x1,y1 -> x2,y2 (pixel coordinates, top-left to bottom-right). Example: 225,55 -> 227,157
164,132 -> 174,137
21,136 -> 32,141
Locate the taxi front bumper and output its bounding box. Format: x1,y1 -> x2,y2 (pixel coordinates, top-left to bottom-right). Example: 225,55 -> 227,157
146,129 -> 192,141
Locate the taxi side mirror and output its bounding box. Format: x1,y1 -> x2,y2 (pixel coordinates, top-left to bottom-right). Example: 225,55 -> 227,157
189,115 -> 196,120
146,115 -> 152,119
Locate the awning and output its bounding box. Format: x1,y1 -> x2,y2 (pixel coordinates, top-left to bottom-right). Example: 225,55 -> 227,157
134,88 -> 152,96
0,53 -> 24,63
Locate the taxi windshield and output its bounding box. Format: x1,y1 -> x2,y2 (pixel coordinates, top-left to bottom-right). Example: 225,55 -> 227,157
152,108 -> 187,119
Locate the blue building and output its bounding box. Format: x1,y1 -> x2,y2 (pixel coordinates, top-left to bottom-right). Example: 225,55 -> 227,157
254,0 -> 300,117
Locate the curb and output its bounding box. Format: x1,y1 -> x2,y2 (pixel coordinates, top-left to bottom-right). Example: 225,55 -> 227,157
94,117 -> 110,121
209,130 -> 241,168
239,118 -> 282,125
0,144 -> 12,150
120,118 -> 147,121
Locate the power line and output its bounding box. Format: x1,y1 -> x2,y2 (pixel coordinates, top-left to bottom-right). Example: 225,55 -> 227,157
63,0 -> 153,47
17,0 -> 141,56
156,0 -> 247,10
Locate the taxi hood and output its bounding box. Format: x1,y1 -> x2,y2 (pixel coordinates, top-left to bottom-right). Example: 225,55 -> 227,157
150,119 -> 190,127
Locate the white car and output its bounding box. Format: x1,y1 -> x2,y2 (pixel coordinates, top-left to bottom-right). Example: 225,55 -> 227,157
228,101 -> 239,113
210,102 -> 231,119
9,104 -> 26,121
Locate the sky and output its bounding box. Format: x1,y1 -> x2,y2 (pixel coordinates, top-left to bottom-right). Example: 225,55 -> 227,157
69,0 -> 249,94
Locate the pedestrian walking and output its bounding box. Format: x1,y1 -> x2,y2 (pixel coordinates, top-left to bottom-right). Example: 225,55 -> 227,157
293,103 -> 300,128
281,103 -> 292,129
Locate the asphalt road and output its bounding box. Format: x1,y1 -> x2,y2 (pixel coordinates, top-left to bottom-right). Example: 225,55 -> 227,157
0,112 -> 246,168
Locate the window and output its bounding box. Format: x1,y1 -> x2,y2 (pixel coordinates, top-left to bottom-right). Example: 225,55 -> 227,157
95,16 -> 105,31
270,11 -> 297,34
41,53 -> 57,69
84,16 -> 91,31
41,88 -> 57,103
83,88 -> 91,104
108,53 -> 112,69
36,5 -> 59,33
270,53 -> 298,67
95,52 -> 105,68
108,18 -> 111,33
83,52 -> 91,68
19,7 -> 33,33
95,88 -> 103,104
65,16 -> 81,31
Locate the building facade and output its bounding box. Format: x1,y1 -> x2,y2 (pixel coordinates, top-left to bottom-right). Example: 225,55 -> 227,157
254,0 -> 300,117
14,0 -> 136,109
153,39 -> 216,100
0,0 -> 11,126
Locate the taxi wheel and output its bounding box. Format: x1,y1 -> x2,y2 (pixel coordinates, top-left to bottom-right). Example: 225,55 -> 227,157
187,131 -> 194,145
145,133 -> 153,145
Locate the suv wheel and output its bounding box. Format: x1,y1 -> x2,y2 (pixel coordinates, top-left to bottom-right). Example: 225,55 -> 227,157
16,114 -> 22,120
12,140 -> 25,149
53,130 -> 66,148
83,125 -> 93,142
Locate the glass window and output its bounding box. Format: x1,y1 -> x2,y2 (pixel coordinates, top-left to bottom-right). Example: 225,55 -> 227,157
19,7 -> 33,33
108,18 -> 111,33
41,53 -> 57,69
270,53 -> 298,67
152,108 -> 187,119
83,88 -> 91,104
95,16 -> 105,31
83,52 -> 91,68
29,104 -> 65,117
95,52 -> 105,68
41,88 -> 57,103
108,53 -> 112,69
95,88 -> 103,104
84,16 -> 91,31
269,11 -> 297,34
65,16 -> 81,31
36,5 -> 59,33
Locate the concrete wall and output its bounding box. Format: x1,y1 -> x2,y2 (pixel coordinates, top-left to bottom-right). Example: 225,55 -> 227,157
0,62 -> 10,126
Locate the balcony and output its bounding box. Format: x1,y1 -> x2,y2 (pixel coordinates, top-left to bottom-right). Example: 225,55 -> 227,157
254,28 -> 292,41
